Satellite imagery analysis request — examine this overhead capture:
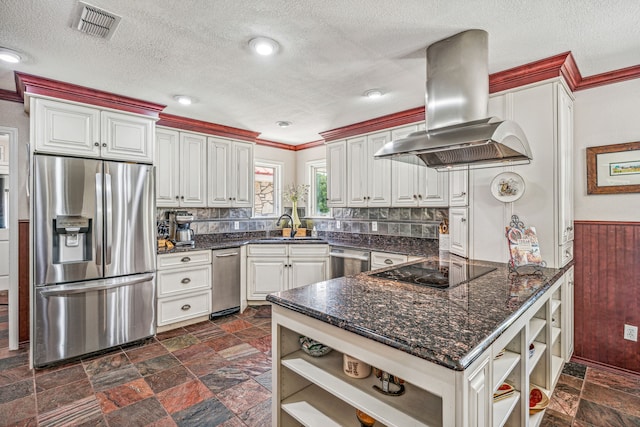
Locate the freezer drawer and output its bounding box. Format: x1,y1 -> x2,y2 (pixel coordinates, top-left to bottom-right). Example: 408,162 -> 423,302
34,274 -> 155,367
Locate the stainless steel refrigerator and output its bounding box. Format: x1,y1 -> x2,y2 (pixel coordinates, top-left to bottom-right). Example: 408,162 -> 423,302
33,154 -> 156,367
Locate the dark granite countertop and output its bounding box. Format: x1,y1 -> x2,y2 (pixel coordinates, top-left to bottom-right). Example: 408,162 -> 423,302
267,256 -> 570,371
157,232 -> 437,257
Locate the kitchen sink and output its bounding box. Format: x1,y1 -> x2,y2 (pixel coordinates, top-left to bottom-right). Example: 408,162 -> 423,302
257,236 -> 325,242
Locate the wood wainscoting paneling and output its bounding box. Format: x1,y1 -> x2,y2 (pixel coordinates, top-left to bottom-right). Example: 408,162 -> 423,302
18,220 -> 29,343
574,220 -> 640,374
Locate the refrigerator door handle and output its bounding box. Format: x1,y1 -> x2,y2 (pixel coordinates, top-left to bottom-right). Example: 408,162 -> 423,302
95,172 -> 103,266
105,173 -> 112,266
39,274 -> 155,296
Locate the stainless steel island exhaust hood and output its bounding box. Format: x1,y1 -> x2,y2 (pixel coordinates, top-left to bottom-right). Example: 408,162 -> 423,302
375,30 -> 532,169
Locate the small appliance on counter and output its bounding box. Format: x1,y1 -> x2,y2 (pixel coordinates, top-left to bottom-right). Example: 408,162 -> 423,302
173,211 -> 195,247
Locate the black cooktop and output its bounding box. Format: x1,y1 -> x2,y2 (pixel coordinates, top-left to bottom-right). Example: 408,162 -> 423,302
371,260 -> 496,289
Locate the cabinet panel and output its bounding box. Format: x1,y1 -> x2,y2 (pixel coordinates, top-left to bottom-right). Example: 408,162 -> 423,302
207,137 -> 231,206
557,85 -> 574,245
101,111 -> 154,162
367,132 -> 392,207
450,208 -> 469,258
418,167 -> 449,207
326,141 -> 347,207
155,128 -> 180,207
157,265 -> 212,297
247,258 -> 286,299
180,132 -> 207,207
157,249 -> 212,270
34,98 -> 100,157
157,290 -> 212,326
371,251 -> 407,269
449,169 -> 469,206
233,141 -> 254,207
289,258 -> 328,290
466,357 -> 490,427
347,136 -> 368,207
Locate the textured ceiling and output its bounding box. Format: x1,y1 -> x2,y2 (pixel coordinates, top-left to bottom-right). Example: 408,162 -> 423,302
1,0 -> 639,144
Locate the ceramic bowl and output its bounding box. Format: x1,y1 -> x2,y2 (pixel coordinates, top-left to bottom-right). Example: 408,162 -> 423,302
299,336 -> 332,357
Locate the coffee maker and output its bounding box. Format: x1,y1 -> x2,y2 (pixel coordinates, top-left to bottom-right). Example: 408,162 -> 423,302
173,211 -> 195,247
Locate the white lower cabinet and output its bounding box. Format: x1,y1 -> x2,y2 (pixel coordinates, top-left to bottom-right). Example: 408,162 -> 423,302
247,244 -> 329,300
272,269 -> 573,427
156,250 -> 212,329
449,207 -> 469,258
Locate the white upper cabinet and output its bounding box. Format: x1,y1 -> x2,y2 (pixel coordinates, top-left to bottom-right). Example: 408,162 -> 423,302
33,97 -> 154,162
155,128 -> 180,207
207,137 -> 253,208
155,128 -> 207,207
449,207 -> 469,258
449,168 -> 469,206
180,132 -> 208,207
557,85 -> 574,245
347,131 -> 392,207
390,124 -> 449,207
326,140 -> 347,208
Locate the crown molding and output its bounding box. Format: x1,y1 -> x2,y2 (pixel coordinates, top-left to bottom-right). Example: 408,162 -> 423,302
0,88 -> 22,103
255,138 -> 296,151
15,72 -> 165,117
576,63 -> 640,91
320,107 -> 425,142
294,140 -> 325,151
157,113 -> 259,142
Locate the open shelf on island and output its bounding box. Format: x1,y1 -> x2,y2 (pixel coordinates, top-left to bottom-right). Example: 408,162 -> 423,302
551,299 -> 561,315
493,391 -> 521,427
528,384 -> 551,427
551,327 -> 561,347
282,383 -> 390,427
551,355 -> 564,386
281,350 -> 442,427
528,342 -> 547,375
492,350 -> 520,391
529,318 -> 546,344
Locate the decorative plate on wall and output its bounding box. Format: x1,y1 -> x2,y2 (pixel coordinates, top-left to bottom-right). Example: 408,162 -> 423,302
491,172 -> 525,202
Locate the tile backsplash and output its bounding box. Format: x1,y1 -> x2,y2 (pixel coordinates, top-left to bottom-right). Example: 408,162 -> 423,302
157,207 -> 446,240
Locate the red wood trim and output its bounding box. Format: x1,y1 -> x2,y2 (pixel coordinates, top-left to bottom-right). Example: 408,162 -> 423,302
18,220 -> 29,343
575,220 -> 640,226
15,72 -> 166,117
559,52 -> 582,91
0,88 -> 22,103
571,355 -> 640,380
576,63 -> 640,91
319,106 -> 425,142
489,52 -> 574,94
254,138 -> 296,151
294,140 -> 325,151
157,113 -> 259,143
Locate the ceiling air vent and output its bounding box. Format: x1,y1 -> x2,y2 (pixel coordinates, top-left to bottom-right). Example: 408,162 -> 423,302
72,1 -> 121,39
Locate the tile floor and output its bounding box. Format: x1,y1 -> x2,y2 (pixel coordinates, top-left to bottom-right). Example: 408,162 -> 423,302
0,295 -> 639,426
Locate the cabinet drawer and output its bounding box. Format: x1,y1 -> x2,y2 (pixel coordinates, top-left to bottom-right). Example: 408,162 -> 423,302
560,242 -> 573,266
371,251 -> 407,269
157,250 -> 211,270
288,244 -> 329,258
157,265 -> 211,297
157,290 -> 211,326
247,244 -> 288,257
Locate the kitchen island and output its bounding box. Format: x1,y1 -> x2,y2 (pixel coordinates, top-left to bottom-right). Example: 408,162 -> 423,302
267,256 -> 574,427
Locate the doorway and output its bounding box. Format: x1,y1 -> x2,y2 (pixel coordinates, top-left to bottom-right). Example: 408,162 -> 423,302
0,127 -> 19,350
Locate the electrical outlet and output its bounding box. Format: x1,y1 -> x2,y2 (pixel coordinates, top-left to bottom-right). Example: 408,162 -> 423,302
371,221 -> 378,232
624,324 -> 638,342
336,220 -> 341,229
234,221 -> 239,230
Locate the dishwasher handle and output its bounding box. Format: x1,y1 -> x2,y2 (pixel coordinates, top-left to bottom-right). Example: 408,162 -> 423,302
329,252 -> 370,261
215,252 -> 239,258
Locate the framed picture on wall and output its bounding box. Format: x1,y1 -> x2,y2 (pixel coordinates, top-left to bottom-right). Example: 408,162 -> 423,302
586,141 -> 640,194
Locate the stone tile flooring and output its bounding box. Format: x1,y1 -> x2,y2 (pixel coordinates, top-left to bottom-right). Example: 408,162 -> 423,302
0,296 -> 639,426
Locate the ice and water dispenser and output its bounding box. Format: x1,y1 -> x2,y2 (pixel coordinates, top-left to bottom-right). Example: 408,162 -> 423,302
52,215 -> 92,263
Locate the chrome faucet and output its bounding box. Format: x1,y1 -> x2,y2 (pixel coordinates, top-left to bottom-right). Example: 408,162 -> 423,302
276,213 -> 295,237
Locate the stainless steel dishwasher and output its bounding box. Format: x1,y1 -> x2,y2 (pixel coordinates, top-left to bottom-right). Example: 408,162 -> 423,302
211,247 -> 241,318
330,247 -> 371,278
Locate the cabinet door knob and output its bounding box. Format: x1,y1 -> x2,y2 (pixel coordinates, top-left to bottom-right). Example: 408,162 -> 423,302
181,195 -> 184,199
102,143 -> 107,147
413,194 -> 417,199
461,218 -> 467,222
418,194 -> 423,199
94,142 -> 100,147
181,256 -> 191,263
567,226 -> 573,231
181,278 -> 191,284
181,304 -> 191,311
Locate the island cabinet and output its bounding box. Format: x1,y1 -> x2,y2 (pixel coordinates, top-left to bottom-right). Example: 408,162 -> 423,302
246,244 -> 330,301
32,97 -> 155,162
271,268 -> 574,427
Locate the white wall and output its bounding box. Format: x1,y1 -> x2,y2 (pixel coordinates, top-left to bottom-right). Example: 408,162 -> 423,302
574,79 -> 640,221
0,100 -> 29,219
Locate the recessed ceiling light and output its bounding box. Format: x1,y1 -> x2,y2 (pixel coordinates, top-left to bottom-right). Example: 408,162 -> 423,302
249,37 -> 280,56
276,121 -> 292,128
0,48 -> 22,64
174,95 -> 193,105
364,89 -> 383,99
